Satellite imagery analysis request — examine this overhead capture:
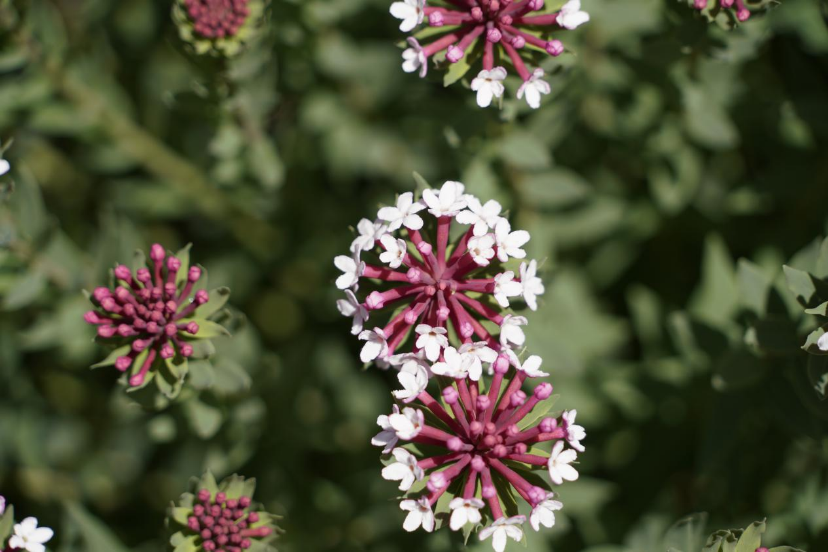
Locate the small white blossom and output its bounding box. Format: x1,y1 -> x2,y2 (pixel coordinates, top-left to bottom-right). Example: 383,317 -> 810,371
479,516 -> 526,552
394,360 -> 429,402
494,219 -> 530,262
422,181 -> 468,218
510,352 -> 549,378
548,441 -> 579,485
378,191 -> 426,231
529,493 -> 563,531
400,497 -> 435,532
372,405 -> 401,453
359,327 -> 389,363
390,0 -> 425,32
334,252 -> 365,290
415,324 -> 449,362
431,346 -> 471,379
351,218 -> 388,253
470,67 -> 507,108
449,498 -> 485,531
500,314 -> 528,349
557,0 -> 590,30
519,260 -> 545,311
818,332 -> 828,351
517,68 -> 552,109
457,196 -> 504,236
402,38 -> 428,78
379,234 -> 408,269
562,410 -> 586,452
337,290 -> 369,335
382,447 -> 424,491
0,159 -> 9,176
389,407 -> 425,440
459,342 -> 497,381
9,517 -> 54,552
493,272 -> 523,308
467,234 -> 497,266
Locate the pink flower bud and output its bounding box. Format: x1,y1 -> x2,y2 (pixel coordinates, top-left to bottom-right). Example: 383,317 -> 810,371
166,256 -> 181,272
447,437 -> 464,451
534,382 -> 554,400
239,496 -> 251,508
161,344 -> 175,359
470,421 -> 484,435
442,386 -> 459,404
507,424 -> 520,436
129,373 -> 145,387
196,290 -> 209,305
136,268 -> 152,283
115,356 -> 133,371
510,390 -> 527,407
417,241 -> 433,256
189,266 -> 202,282
181,344 -> 194,357
694,0 -> 707,7
487,28 -> 502,43
165,283 -> 177,297
114,265 -> 132,281
147,322 -> 159,334
98,325 -> 117,338
492,444 -> 507,457
427,472 -> 447,491
471,455 -> 486,472
471,6 -> 484,21
429,12 -> 444,26
482,485 -> 496,499
546,39 -> 564,56
500,14 -> 513,25
93,287 -> 111,302
186,322 -> 200,335
511,35 -> 526,49
494,354 -> 510,374
84,311 -> 103,324
513,442 -> 528,454
737,8 -> 750,20
446,45 -> 464,63
528,0 -> 544,9
540,417 -> 557,433
366,291 -> 385,310
477,395 -> 491,411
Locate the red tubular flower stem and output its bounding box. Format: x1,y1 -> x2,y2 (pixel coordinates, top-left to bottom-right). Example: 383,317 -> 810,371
436,216 -> 451,272
488,458 -> 535,503
494,372 -> 528,418
497,395 -> 540,430
505,453 -> 549,466
502,41 -> 531,81
515,13 -> 560,25
455,293 -> 504,325
418,391 -> 466,435
481,467 -> 504,519
363,264 -> 411,282
419,452 -> 465,470
456,379 -> 476,421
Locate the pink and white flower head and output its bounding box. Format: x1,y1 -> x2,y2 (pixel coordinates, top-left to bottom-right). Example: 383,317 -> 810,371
375,354 -> 584,547
168,472 -> 281,552
389,0 -> 590,109
85,244 -> 229,392
692,0 -> 752,23
335,181 -> 544,368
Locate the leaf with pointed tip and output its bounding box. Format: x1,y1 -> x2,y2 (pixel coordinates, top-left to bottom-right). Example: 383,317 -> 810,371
734,520 -> 765,552
91,345 -> 131,369
197,287 -> 231,318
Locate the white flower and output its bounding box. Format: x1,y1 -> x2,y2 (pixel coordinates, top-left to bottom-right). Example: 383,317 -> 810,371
520,260 -> 544,312
379,234 -> 408,269
529,493 -> 563,531
400,497 -> 435,532
0,159 -> 9,176
9,517 -> 54,552
0,495 -> 5,515
431,346 -> 471,379
557,0 -> 590,30
378,191 -> 426,231
402,38 -> 428,78
818,332 -> 828,351
470,67 -> 507,108
394,360 -> 429,402
422,181 -> 468,218
479,516 -> 526,552
517,68 -> 552,109
457,196 -> 504,236
449,498 -> 485,531
467,234 -> 497,266
334,252 -> 365,290
372,405 -> 401,453
390,0 -> 425,32
500,315 -> 528,349
562,410 -> 586,452
389,407 -> 425,440
337,290 -> 369,335
359,327 -> 389,363
493,272 -> 523,308
415,324 -> 449,361
382,447 -> 424,491
548,441 -> 579,485
351,218 -> 388,253
494,219 -> 530,262
509,352 -> 549,378
459,342 -> 497,381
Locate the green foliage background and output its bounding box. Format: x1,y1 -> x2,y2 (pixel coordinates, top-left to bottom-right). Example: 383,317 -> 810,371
1,0 -> 828,550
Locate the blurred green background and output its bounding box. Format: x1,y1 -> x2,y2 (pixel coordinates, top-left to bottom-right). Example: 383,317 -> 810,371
1,0 -> 828,550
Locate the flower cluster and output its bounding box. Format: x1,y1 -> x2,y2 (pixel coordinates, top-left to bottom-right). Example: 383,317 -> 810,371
692,0 -> 752,22
375,352 -> 584,550
0,496 -> 54,552
168,473 -> 281,552
390,0 -> 590,109
335,181 -> 544,370
172,0 -> 264,56
85,244 -> 229,397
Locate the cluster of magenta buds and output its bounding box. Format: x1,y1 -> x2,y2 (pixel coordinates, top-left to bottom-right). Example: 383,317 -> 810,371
184,0 -> 251,39
390,0 -> 590,108
169,473 -> 281,552
85,244 -> 230,397
692,0 -> 752,22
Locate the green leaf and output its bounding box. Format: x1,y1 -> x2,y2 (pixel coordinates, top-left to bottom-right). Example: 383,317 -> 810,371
802,328 -> 828,355
174,243 -> 193,287
197,287 -> 231,319
663,513 -> 708,552
170,506 -> 192,526
91,345 -> 131,369
738,259 -> 771,316
172,533 -> 199,552
518,394 -> 560,430
412,171 -> 431,192
187,319 -> 230,339
2,270 -> 46,310
0,505 -> 14,543
64,502 -> 131,552
783,265 -> 827,309
734,520 -> 765,552
443,55 -> 472,87
185,399 -> 223,439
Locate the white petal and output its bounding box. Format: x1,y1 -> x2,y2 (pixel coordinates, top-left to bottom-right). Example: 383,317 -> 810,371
492,530 -> 507,552
476,86 -> 494,108
0,159 -> 9,176
818,332 -> 828,351
403,509 -> 423,531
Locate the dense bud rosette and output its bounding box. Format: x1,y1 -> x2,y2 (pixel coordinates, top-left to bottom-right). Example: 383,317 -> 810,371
172,0 -> 265,57
0,496 -> 54,552
85,244 -> 231,399
374,350 -> 585,549
335,179 -> 545,371
390,0 -> 590,109
168,473 -> 281,552
691,0 -> 752,22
